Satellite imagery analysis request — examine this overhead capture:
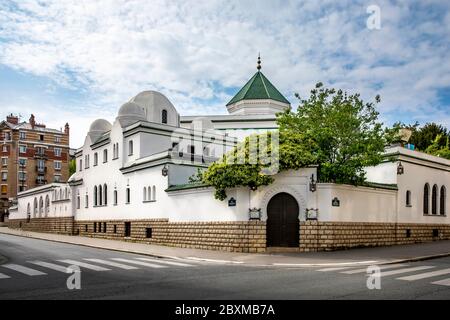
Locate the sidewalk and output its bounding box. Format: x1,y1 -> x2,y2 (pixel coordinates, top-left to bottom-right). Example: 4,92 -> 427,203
1,227 -> 449,267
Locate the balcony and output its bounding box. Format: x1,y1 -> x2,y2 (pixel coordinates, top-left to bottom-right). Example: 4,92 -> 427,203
35,166 -> 47,173
35,178 -> 47,185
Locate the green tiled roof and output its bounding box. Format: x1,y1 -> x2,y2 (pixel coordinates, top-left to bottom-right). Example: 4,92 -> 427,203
226,71 -> 290,106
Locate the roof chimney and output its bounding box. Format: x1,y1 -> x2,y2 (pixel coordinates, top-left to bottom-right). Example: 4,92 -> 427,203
29,114 -> 36,129
64,122 -> 70,136
6,114 -> 19,125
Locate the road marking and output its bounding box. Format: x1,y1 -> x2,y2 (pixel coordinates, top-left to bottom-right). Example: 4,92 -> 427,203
186,257 -> 244,264
0,272 -> 11,279
111,258 -> 167,268
431,278 -> 450,286
272,260 -> 379,267
28,261 -> 73,273
58,260 -> 111,271
136,257 -> 194,267
1,263 -> 46,276
84,259 -> 139,270
379,266 -> 434,277
397,268 -> 450,281
318,267 -> 358,272
340,264 -> 407,274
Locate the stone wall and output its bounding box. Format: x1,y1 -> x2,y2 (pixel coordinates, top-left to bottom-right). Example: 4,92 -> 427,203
74,219 -> 267,253
299,221 -> 450,252
7,217 -> 74,235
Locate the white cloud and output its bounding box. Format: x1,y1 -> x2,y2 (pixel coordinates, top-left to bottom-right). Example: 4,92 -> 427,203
0,0 -> 449,147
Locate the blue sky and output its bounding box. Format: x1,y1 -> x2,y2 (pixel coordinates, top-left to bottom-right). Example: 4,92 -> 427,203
1,0 -> 449,147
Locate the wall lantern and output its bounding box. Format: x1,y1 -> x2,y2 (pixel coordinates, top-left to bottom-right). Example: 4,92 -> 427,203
397,162 -> 404,175
309,174 -> 317,192
305,208 -> 319,220
161,164 -> 169,177
248,207 -> 262,220
249,182 -> 258,191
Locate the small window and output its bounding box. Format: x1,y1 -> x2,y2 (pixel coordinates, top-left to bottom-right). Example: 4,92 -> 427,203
103,149 -> 108,163
124,222 -> 131,237
19,131 -> 26,140
423,183 -> 429,214
19,145 -> 27,154
79,159 -> 83,172
129,140 -> 134,156
54,148 -> 62,157
85,194 -> 89,208
406,229 -> 411,238
54,161 -> 62,170
94,152 -> 98,166
406,190 -> 411,207
432,184 -> 438,215
39,134 -> 44,141
162,109 -> 168,124
103,222 -> 107,233
2,145 -> 7,152
113,190 -> 118,205
432,229 -> 439,237
55,136 -> 61,143
440,186 -> 446,216
98,222 -> 102,233
113,225 -> 117,234
1,172 -> 7,181
143,187 -> 147,202
85,224 -> 88,232
126,187 -> 131,204
93,222 -> 97,233
76,194 -> 80,209
1,158 -> 7,166
146,228 -> 152,239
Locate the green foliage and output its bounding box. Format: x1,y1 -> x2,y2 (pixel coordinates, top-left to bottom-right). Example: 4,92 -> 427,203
277,82 -> 388,184
425,134 -> 450,160
69,159 -> 76,176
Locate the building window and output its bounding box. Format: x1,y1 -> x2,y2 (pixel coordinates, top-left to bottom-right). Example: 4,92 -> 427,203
54,148 -> 62,157
406,190 -> 411,207
103,222 -> 107,233
93,222 -> 97,233
162,109 -> 168,124
113,225 -> 117,234
54,161 -> 62,171
4,132 -> 11,140
85,155 -> 90,169
103,184 -> 108,206
94,153 -> 98,166
2,145 -> 7,152
85,194 -> 89,208
94,186 -> 98,206
39,134 -> 44,141
440,186 -> 446,216
124,222 -> 131,237
19,145 -> 27,154
128,140 -> 134,156
1,172 -> 7,181
18,172 -> 26,182
113,190 -> 118,205
1,185 -> 7,195
76,192 -> 80,209
423,183 -> 429,214
432,184 -> 438,215
143,187 -> 147,202
79,159 -> 83,172
152,186 -> 156,201
113,143 -> 119,159
54,175 -> 61,182
126,187 -> 130,204
18,158 -> 26,167
19,131 -> 26,140
55,136 -> 61,143
98,185 -> 103,206
146,228 -> 152,238
103,149 -> 108,163
1,158 -> 7,167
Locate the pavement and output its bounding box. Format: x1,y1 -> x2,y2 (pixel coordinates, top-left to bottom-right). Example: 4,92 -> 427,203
1,227 -> 450,267
0,233 -> 450,299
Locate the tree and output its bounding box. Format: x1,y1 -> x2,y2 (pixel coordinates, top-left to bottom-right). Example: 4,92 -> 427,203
277,82 -> 388,184
69,159 -> 76,176
425,134 -> 450,160
197,83 -> 390,200
410,123 -> 448,151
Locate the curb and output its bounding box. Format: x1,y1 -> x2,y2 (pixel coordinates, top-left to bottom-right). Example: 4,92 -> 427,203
1,229 -> 450,267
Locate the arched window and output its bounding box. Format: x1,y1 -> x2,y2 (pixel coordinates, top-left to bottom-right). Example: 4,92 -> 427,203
440,186 -> 446,216
129,140 -> 134,156
423,183 -> 429,214
143,187 -> 147,201
39,196 -> 43,217
114,190 -> 118,205
152,186 -> 156,201
27,203 -> 31,222
33,198 -> 38,217
94,186 -> 98,206
103,184 -> 108,206
85,193 -> 89,208
103,149 -> 108,163
65,188 -> 68,199
94,152 -> 98,166
76,191 -> 81,209
432,184 -> 438,215
126,187 -> 131,204
406,190 -> 411,207
148,186 -> 151,201
98,185 -> 103,206
45,195 -> 50,216
162,109 -> 168,124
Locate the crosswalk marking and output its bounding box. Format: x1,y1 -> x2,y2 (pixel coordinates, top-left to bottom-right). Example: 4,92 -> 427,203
111,258 -> 167,269
58,259 -> 111,271
379,266 -> 434,277
318,266 -> 357,272
397,268 -> 450,281
1,263 -> 47,276
84,259 -> 139,270
431,278 -> 450,286
28,261 -> 72,273
136,257 -> 194,267
340,264 -> 407,274
0,272 -> 11,279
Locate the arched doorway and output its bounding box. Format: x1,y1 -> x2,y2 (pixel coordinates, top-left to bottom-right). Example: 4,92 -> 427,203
267,192 -> 299,247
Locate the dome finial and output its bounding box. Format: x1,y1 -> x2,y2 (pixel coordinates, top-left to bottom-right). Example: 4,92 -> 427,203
257,53 -> 261,70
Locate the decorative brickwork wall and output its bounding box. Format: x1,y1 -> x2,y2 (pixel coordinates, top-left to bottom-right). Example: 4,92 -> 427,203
7,217 -> 74,235
74,219 -> 267,253
299,221 -> 450,252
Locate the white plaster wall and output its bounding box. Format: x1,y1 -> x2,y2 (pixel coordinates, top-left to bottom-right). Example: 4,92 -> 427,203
365,162 -> 397,184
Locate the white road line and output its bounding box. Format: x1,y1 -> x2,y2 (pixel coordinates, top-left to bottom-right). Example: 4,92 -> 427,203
111,258 -> 167,269
431,278 -> 450,286
84,259 -> 139,270
1,263 -> 47,276
318,267 -> 358,272
136,257 -> 194,267
186,257 -> 244,264
340,264 -> 407,274
28,261 -> 72,273
58,260 -> 111,271
0,273 -> 11,279
379,266 -> 434,277
272,260 -> 379,267
397,268 -> 450,281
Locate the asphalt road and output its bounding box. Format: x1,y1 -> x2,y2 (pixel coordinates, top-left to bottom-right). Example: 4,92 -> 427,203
0,233 -> 450,300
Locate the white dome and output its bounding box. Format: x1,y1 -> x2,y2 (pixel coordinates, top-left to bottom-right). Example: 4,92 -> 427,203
190,117 -> 215,132
88,119 -> 112,142
116,102 -> 146,127
130,90 -> 179,127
